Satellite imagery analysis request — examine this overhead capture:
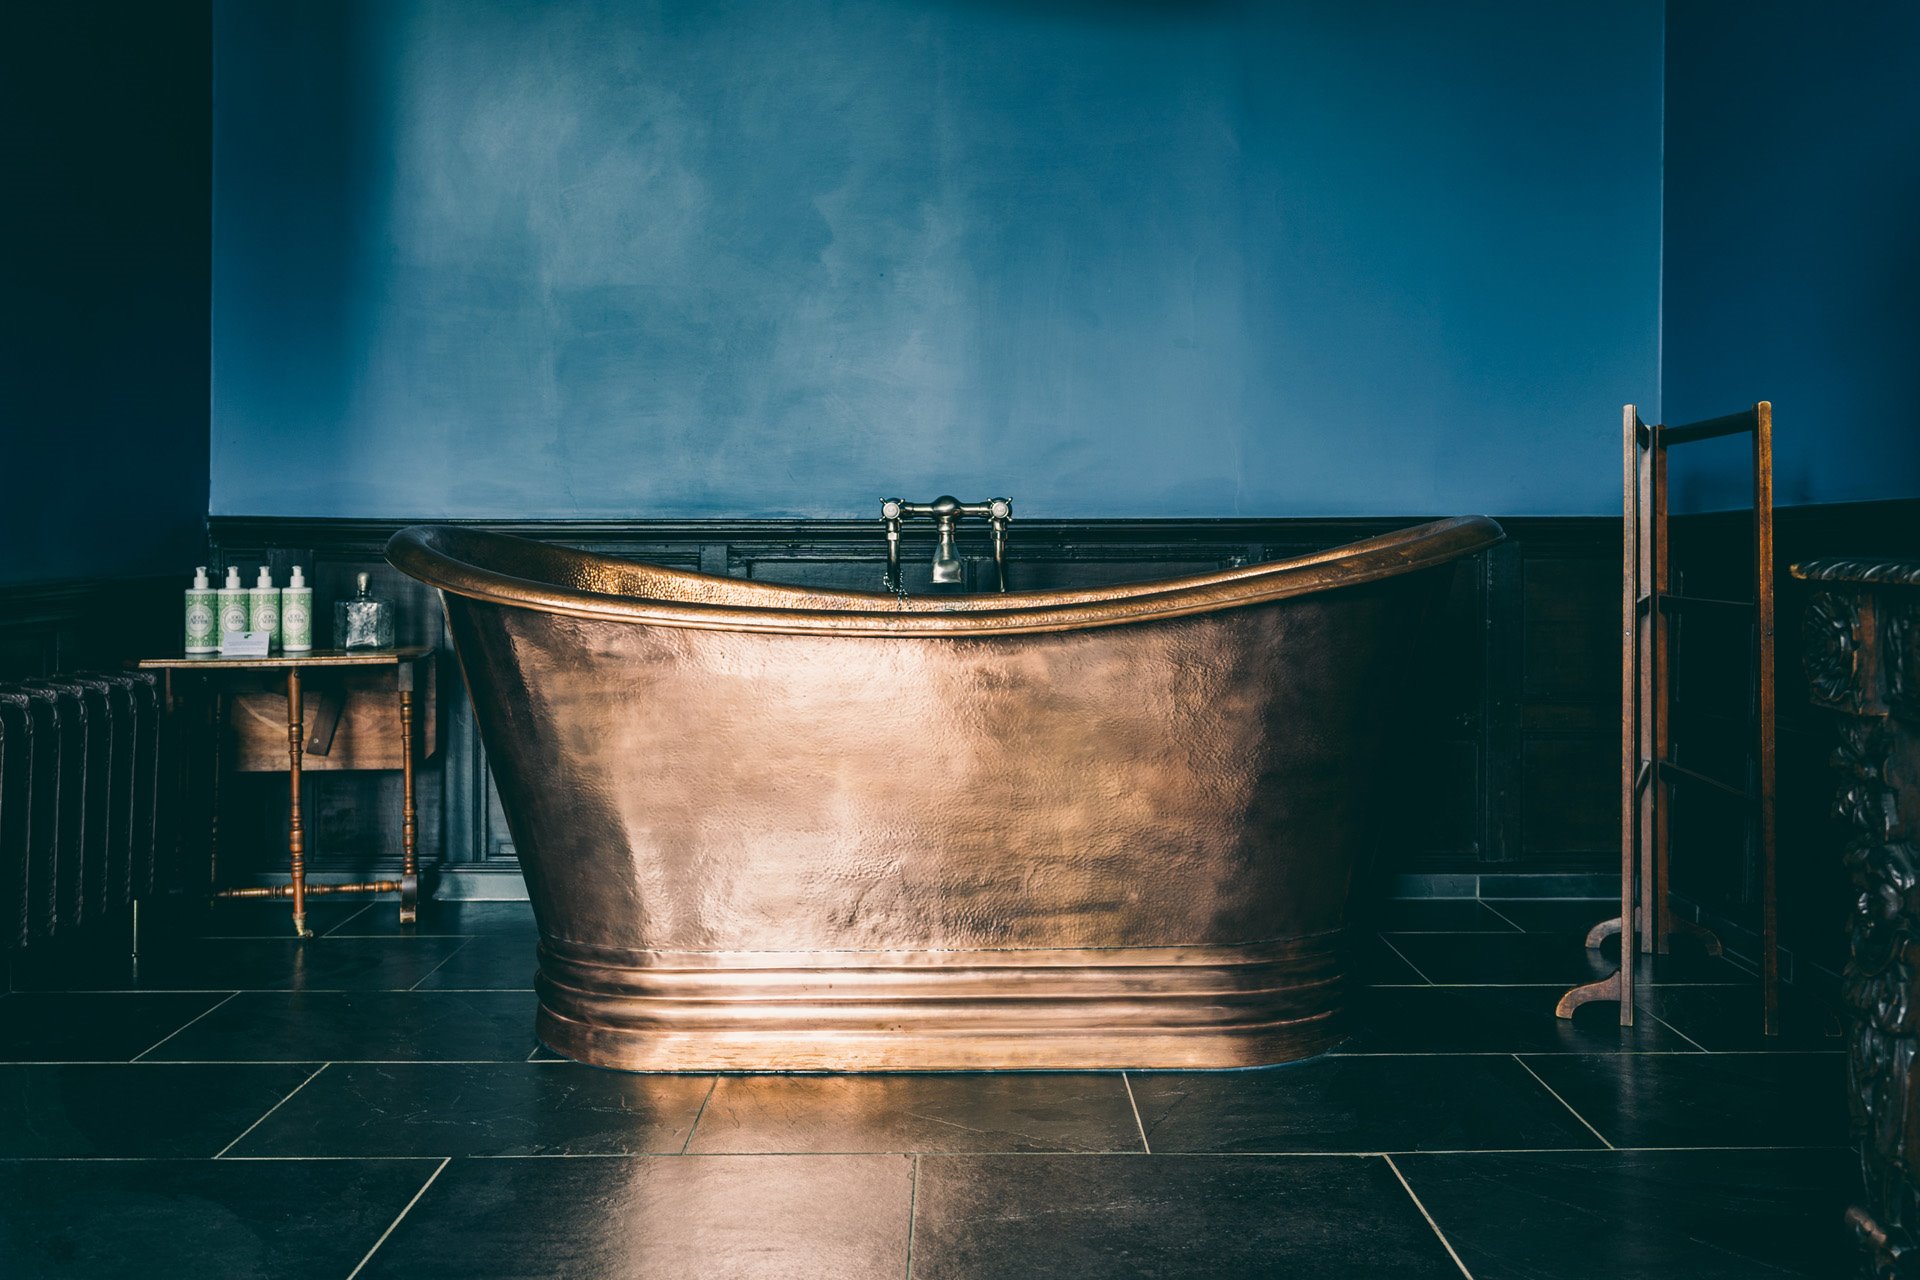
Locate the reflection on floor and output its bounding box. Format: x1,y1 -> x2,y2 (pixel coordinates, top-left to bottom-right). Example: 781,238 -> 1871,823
0,897 -> 1855,1278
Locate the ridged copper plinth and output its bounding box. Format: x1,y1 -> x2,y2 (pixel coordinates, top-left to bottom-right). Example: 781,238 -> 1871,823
532,936 -> 1346,1071
390,516 -> 1503,1073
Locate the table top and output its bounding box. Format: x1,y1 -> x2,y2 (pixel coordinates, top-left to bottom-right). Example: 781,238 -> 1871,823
1791,558 -> 1920,588
138,646 -> 434,670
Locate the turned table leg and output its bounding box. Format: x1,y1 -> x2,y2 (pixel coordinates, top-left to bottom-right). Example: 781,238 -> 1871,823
287,669 -> 311,938
209,685 -> 224,896
398,663 -> 418,925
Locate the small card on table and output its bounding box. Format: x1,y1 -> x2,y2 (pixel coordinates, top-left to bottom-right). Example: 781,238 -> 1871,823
220,630 -> 272,657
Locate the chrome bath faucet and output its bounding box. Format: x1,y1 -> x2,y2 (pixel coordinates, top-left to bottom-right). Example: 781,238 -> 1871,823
880,495 -> 1012,593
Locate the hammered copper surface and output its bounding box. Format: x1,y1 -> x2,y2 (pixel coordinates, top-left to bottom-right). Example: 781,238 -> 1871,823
388,517 -> 1503,1071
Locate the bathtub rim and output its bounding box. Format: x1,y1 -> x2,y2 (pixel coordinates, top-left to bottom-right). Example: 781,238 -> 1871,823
387,514 -> 1502,636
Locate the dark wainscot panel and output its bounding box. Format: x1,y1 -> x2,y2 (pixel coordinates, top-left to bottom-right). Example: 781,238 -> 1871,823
205,516 -> 1619,898
1666,499 -> 1920,984
0,578 -> 179,682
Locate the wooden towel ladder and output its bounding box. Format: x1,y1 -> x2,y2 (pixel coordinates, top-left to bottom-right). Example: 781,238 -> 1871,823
1557,402 -> 1779,1035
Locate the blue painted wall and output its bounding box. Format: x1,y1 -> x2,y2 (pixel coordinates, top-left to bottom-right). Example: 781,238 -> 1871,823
1664,0 -> 1920,510
211,0 -> 1663,519
2,3 -> 209,586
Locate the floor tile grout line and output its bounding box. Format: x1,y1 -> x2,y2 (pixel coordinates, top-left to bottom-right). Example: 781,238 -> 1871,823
1375,929 -> 1525,936
11,990 -> 537,997
1322,1050 -> 1838,1058
1647,1010 -> 1712,1054
679,1078 -> 718,1155
0,1155 -> 458,1162
1512,1055 -> 1614,1151
1367,990 -> 1758,997
407,937 -> 479,992
345,1155 -> 450,1280
441,1142 -> 1849,1158
48,1047 -> 1829,1067
1376,935 -> 1434,985
127,992 -> 241,1062
1121,1072 -> 1151,1154
20,987 -> 535,996
33,987 -> 250,995
323,904 -> 376,938
129,933 -> 475,946
1477,901 -> 1527,933
33,1049 -> 1832,1068
99,1059 -> 564,1066
904,1153 -> 919,1280
213,1063 -> 329,1158
0,1143 -> 1855,1163
323,932 -> 497,941
1383,1154 -> 1475,1279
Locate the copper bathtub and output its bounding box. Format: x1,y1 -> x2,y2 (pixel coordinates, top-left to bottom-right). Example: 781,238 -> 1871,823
388,516 -> 1502,1071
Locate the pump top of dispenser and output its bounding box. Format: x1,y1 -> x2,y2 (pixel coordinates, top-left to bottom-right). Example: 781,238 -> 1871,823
224,566 -> 243,589
289,566 -> 307,588
255,566 -> 274,589
192,566 -> 210,589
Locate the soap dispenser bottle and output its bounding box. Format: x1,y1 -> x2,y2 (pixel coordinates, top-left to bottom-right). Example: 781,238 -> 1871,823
282,566 -> 314,652
216,566 -> 249,646
335,571 -> 394,649
184,566 -> 217,654
248,566 -> 281,650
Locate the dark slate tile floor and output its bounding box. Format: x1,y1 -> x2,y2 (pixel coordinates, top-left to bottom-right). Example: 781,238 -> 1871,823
0,896 -> 1857,1277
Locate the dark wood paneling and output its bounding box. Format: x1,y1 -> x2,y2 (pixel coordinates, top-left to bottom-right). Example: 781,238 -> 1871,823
203,514 -> 1620,893
1483,525 -> 1621,869
1667,498 -> 1920,982
1523,556 -> 1616,707
1520,737 -> 1617,855
0,577 -> 178,681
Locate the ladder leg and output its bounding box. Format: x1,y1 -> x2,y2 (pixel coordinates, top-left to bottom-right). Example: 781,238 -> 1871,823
1753,402 -> 1780,1035
1561,404 -> 1643,1027
1649,440 -> 1671,955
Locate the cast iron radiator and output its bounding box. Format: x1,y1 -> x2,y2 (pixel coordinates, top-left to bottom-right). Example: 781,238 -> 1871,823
0,671 -> 162,948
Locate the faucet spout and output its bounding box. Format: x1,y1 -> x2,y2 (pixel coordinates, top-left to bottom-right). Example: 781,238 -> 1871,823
931,514 -> 964,585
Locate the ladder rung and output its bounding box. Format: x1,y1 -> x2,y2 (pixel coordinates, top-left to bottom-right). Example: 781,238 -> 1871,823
1658,593 -> 1755,614
1658,411 -> 1759,447
1656,758 -> 1752,801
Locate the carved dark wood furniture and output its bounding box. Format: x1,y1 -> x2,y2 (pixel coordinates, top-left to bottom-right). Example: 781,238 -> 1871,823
139,648 -> 435,937
1794,557 -> 1920,1276
1560,402 -> 1779,1031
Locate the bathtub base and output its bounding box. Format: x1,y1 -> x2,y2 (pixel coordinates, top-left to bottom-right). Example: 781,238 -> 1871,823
531,936 -> 1349,1072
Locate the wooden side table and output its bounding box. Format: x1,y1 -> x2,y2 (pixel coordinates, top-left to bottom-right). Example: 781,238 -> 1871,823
139,647 -> 434,937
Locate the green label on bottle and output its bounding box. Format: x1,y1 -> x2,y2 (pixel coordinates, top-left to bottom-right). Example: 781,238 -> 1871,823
250,591 -> 281,646
185,591 -> 217,652
283,592 -> 313,650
